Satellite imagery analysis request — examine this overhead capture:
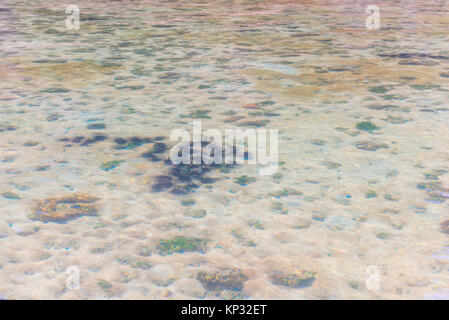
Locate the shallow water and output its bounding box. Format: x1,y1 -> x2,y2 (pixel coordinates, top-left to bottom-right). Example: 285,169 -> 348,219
0,0 -> 448,299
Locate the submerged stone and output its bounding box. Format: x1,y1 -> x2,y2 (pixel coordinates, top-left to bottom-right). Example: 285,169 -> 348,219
271,270 -> 316,288
152,142 -> 167,154
441,220 -> 449,234
87,123 -> 106,130
101,160 -> 122,171
186,209 -> 207,218
30,194 -> 99,223
151,175 -> 173,192
197,268 -> 248,292
132,261 -> 152,270
355,141 -> 388,151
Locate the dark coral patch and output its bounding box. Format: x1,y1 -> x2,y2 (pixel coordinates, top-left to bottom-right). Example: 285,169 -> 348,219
152,142 -> 167,153
87,123 -> 106,130
0,124 -> 17,132
114,137 -> 153,150
145,141 -> 241,195
151,175 -> 174,192
114,136 -> 153,150
141,142 -> 168,161
82,135 -> 108,146
59,135 -> 107,146
441,220 -> 449,234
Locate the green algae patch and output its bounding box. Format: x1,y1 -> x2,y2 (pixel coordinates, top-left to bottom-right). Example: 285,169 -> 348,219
157,236 -> 208,255
366,190 -> 378,199
376,232 -> 391,240
98,280 -> 113,292
240,119 -> 269,127
270,187 -> 303,198
180,199 -> 195,206
185,209 -> 207,218
368,86 -> 390,94
234,175 -> 256,186
356,121 -> 379,132
101,160 -> 122,171
23,141 -> 39,147
40,87 -> 70,93
87,123 -> 106,130
321,161 -> 341,169
113,137 -> 152,150
181,109 -> 211,119
132,261 -> 152,270
410,84 -> 440,90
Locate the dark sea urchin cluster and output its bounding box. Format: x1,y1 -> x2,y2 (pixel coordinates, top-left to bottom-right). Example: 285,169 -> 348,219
149,141 -> 249,195
57,133 -> 249,196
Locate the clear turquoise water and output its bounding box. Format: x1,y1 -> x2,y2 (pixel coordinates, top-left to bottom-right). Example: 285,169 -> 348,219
0,0 -> 448,299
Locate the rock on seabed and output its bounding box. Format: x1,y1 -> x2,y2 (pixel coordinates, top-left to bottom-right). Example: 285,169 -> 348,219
30,194 -> 99,223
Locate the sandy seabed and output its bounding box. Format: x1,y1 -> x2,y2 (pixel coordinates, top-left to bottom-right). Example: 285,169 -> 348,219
0,0 -> 448,299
